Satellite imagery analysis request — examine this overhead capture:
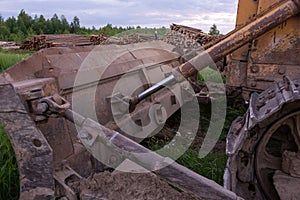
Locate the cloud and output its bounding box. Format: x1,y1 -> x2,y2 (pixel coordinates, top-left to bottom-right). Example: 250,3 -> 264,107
0,0 -> 238,33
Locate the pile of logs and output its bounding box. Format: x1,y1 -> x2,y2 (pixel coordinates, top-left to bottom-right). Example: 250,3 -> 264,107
170,23 -> 223,46
0,41 -> 20,50
20,33 -> 155,50
90,34 -> 109,45
20,34 -> 93,51
102,33 -> 158,45
19,24 -> 221,51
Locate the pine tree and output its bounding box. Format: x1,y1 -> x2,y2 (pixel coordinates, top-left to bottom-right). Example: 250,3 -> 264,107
70,16 -> 80,33
209,24 -> 220,35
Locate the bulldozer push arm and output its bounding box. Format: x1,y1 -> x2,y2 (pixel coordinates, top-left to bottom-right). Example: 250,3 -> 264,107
37,93 -> 240,200
130,0 -> 300,107
0,0 -> 300,199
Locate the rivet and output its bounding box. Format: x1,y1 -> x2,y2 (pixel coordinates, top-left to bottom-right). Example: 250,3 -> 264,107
251,66 -> 259,73
238,151 -> 245,158
278,68 -> 286,75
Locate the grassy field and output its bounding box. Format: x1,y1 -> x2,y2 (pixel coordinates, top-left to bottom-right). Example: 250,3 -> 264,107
177,151 -> 227,184
0,48 -> 34,200
144,99 -> 246,185
147,137 -> 228,185
0,48 -> 34,71
0,126 -> 19,200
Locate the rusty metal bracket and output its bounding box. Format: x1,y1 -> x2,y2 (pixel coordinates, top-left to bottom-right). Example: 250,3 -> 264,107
37,94 -> 70,117
54,163 -> 83,200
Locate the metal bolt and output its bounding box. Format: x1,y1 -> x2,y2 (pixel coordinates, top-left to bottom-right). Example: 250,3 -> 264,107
36,102 -> 48,113
238,151 -> 245,158
278,68 -> 286,75
251,82 -> 257,87
251,66 -> 259,73
80,130 -> 92,140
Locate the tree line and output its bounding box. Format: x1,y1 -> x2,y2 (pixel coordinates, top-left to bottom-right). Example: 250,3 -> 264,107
0,9 -> 136,41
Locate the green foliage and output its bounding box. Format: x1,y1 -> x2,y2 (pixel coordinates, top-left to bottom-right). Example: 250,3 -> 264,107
0,10 -> 169,41
0,10 -> 167,42
0,10 -> 76,41
198,67 -> 225,83
0,25 -> 10,40
209,24 -> 220,35
70,16 -> 80,33
0,125 -> 19,200
98,23 -> 125,36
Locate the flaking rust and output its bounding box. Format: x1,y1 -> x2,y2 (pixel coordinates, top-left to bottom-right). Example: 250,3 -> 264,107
1,0 -> 300,199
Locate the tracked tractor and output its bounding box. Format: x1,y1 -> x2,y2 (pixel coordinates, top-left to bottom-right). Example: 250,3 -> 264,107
1,0 -> 300,199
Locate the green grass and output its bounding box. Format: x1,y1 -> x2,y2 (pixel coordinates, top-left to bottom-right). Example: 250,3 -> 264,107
146,137 -> 227,185
144,96 -> 247,185
0,49 -> 33,199
0,126 -> 19,200
177,151 -> 227,185
0,48 -> 34,71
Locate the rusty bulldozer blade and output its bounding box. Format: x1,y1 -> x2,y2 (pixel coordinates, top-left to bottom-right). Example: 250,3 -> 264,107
1,0 -> 300,199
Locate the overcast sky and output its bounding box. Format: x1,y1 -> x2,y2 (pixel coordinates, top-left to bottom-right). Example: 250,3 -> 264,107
0,0 -> 238,34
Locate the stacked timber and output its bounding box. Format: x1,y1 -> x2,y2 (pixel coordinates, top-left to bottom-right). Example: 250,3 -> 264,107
0,41 -> 20,50
102,33 -> 159,45
164,24 -> 225,70
168,24 -> 223,46
20,34 -> 93,50
90,34 -> 109,45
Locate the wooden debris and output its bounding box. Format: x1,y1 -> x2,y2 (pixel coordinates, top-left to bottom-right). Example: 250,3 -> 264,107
0,41 -> 20,50
169,23 -> 223,46
90,34 -> 109,45
20,34 -> 93,51
102,33 -> 159,45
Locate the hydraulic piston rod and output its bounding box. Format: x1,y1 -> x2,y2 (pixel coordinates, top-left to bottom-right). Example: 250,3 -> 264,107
130,0 -> 300,106
130,74 -> 176,106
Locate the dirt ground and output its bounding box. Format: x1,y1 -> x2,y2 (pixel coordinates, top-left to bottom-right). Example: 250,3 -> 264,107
71,171 -> 202,200
69,107 -> 225,200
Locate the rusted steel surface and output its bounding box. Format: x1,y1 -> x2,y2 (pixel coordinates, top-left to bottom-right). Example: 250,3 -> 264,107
225,77 -> 300,199
1,0 -> 300,199
0,42 -> 181,127
0,42 -> 190,198
173,0 -> 300,81
219,0 -> 300,199
0,84 -> 54,199
226,0 -> 300,100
